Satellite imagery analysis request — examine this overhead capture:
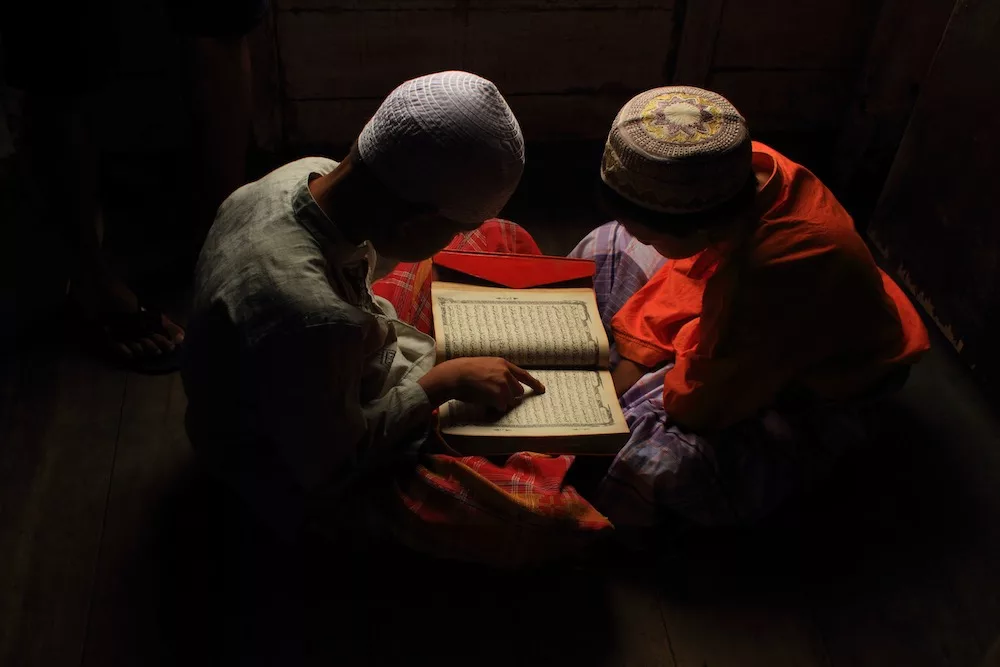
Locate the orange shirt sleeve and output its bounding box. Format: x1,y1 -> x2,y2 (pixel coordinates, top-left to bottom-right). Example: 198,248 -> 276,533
610,255 -> 711,368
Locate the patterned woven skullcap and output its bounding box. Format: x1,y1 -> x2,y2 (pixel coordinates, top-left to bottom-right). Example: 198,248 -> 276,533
601,86 -> 752,215
357,71 -> 525,226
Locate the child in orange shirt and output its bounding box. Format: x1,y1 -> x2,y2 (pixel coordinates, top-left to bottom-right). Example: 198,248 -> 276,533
568,87 -> 929,527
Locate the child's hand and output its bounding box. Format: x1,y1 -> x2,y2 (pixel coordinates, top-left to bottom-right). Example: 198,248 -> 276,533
419,357 -> 545,411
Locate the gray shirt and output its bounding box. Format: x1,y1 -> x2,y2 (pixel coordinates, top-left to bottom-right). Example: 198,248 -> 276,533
182,157 -> 436,531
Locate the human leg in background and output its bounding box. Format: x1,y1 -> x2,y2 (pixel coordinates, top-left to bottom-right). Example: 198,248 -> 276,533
372,218 -> 542,335
183,35 -> 253,249
1,6 -> 185,366
168,0 -> 269,259
26,96 -> 185,363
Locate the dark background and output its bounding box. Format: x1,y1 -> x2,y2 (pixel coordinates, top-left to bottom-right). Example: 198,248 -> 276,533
3,1 -> 1000,666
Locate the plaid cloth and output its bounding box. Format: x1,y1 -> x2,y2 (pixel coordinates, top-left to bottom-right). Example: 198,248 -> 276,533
594,363 -> 866,527
570,222 -> 867,527
372,218 -> 541,336
383,445 -> 612,567
568,219 -> 668,368
371,220 -> 611,566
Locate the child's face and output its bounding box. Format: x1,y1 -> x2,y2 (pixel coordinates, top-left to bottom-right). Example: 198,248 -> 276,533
617,216 -> 714,259
375,212 -> 471,262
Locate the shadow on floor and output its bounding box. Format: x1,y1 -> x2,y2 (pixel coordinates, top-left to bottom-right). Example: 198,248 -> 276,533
142,346 -> 1000,666
151,468 -> 616,667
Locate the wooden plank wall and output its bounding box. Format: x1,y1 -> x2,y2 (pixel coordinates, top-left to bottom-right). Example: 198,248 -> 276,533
672,0 -> 883,172
39,0 -> 953,208
276,0 -> 678,147
831,0 -> 957,225
94,0 -> 186,155
273,0 -> 900,177
77,0 -> 953,194
866,0 -> 1000,399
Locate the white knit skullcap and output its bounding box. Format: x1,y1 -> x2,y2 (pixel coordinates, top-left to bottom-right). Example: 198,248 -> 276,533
357,71 -> 525,227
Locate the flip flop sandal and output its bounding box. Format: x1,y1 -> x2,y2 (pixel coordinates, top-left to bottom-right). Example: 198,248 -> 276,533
64,278 -> 185,374
97,304 -> 184,375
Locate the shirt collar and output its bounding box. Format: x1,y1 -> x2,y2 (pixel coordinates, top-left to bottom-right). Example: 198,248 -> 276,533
752,149 -> 781,215
291,172 -> 371,266
688,150 -> 780,280
687,246 -> 722,280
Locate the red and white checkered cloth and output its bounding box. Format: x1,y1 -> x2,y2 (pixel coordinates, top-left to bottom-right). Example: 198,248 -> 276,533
372,219 -> 542,336
384,447 -> 612,567
371,220 -> 613,566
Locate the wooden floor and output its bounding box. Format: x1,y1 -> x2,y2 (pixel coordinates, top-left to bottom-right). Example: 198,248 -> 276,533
2,321 -> 1000,666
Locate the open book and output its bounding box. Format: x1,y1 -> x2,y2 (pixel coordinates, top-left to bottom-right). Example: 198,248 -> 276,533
431,281 -> 630,455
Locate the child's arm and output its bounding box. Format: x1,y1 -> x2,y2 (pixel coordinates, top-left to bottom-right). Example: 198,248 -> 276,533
251,326 -> 546,490
252,323 -> 433,490
612,358 -> 649,397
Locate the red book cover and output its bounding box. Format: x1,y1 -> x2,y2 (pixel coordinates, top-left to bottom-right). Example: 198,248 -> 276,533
432,250 -> 595,289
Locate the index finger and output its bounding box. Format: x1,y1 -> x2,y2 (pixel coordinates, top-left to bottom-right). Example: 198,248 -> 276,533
505,362 -> 545,394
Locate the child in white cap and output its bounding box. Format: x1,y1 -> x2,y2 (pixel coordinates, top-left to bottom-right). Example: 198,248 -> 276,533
182,72 -> 544,537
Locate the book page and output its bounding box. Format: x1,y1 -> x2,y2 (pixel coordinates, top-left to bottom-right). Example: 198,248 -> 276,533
438,369 -> 628,438
431,282 -> 610,368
